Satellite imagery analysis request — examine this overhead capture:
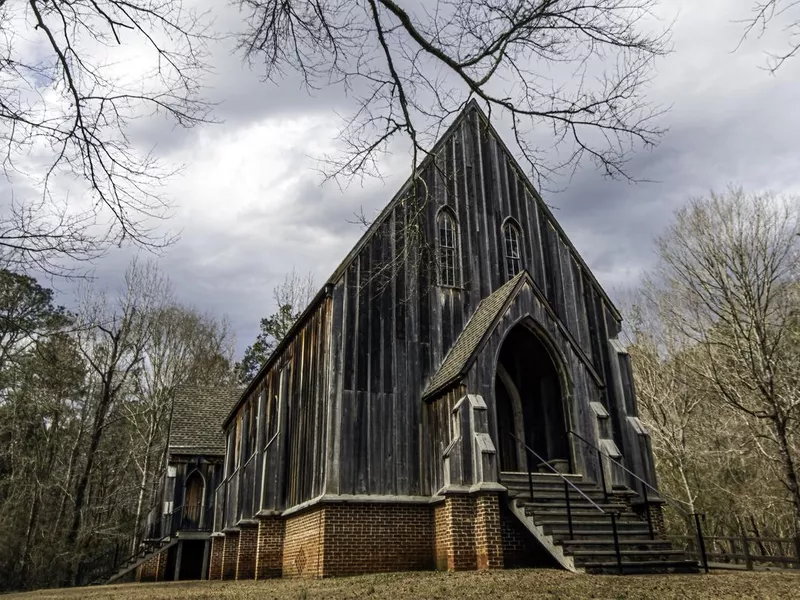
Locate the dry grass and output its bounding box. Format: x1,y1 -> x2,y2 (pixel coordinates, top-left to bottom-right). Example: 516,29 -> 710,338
6,569 -> 800,600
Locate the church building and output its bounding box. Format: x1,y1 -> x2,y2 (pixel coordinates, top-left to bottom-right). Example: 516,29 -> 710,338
130,101 -> 694,582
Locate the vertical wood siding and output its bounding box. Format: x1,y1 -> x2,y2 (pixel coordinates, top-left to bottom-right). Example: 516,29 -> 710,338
324,106 -> 636,498
222,104 -> 648,514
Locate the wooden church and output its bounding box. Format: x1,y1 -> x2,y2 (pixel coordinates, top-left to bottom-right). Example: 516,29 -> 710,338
129,101 -> 695,583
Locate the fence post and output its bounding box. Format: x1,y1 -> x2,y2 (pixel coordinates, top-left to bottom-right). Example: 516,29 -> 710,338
693,513 -> 710,573
740,526 -> 753,571
794,534 -> 800,570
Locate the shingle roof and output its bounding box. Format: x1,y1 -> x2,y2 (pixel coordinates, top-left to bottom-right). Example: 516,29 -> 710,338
423,271 -> 529,400
169,384 -> 243,456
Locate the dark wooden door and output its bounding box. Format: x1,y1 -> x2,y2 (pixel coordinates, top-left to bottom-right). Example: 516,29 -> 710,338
184,473 -> 204,529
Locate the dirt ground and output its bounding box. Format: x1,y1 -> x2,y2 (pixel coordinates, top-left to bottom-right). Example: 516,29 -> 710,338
6,569 -> 800,600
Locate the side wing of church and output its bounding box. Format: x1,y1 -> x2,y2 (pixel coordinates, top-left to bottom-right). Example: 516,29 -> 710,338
129,101 -> 694,584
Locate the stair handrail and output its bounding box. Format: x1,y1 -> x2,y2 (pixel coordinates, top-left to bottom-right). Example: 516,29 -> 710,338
567,429 -> 694,515
568,429 -> 709,572
509,432 -> 606,515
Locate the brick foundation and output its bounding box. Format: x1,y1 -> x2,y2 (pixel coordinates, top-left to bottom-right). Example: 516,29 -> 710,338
205,495 -> 505,579
323,503 -> 434,575
632,501 -> 666,537
236,524 -> 259,580
221,531 -> 240,580
209,535 -> 224,579
474,495 -> 503,569
434,493 -> 503,571
283,506 -> 326,577
136,553 -> 159,583
135,548 -> 167,582
282,502 -> 436,578
256,516 -> 285,579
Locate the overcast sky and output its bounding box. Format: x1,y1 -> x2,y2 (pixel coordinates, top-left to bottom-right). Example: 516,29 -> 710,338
30,0 -> 800,356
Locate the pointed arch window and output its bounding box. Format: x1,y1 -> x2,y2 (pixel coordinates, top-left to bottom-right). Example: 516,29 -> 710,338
437,208 -> 459,287
503,220 -> 522,279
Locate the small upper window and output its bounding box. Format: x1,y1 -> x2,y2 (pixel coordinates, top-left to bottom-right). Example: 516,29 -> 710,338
437,209 -> 459,287
503,221 -> 522,279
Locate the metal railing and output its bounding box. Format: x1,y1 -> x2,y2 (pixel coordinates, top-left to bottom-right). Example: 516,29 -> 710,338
568,429 -> 709,573
509,432 -> 627,574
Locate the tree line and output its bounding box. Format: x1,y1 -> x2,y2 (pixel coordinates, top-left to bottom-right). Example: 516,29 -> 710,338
625,188 -> 800,549
0,260 -> 234,590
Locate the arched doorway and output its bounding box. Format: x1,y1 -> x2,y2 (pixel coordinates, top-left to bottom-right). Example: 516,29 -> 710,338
183,471 -> 205,529
494,324 -> 571,473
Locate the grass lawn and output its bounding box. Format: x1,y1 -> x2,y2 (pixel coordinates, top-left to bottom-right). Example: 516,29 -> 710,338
5,569 -> 800,599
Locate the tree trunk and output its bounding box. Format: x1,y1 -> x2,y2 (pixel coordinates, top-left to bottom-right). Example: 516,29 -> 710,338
65,379 -> 114,584
773,417 -> 800,562
132,422 -> 157,554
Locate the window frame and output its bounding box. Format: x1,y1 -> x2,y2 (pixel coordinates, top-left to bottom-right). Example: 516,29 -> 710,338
502,218 -> 523,280
436,207 -> 461,288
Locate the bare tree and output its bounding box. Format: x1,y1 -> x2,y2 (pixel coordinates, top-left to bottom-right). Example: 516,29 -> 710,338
127,303 -> 233,550
238,0 -> 670,188
66,259 -> 170,580
740,1 -> 800,71
0,0 -> 213,274
645,188 -> 800,547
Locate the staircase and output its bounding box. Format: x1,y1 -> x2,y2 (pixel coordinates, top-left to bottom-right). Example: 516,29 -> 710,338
503,471 -> 699,574
103,537 -> 176,584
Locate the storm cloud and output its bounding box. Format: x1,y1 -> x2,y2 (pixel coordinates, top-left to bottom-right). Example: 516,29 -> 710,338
23,0 -> 800,355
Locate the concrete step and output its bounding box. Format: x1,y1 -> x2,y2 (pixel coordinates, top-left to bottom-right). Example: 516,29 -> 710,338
549,528 -> 655,541
561,539 -> 672,552
583,559 -> 699,574
527,508 -> 643,522
571,549 -> 686,562
520,501 -> 627,512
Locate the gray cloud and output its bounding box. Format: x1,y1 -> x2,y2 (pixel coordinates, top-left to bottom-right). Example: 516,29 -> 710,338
23,0 -> 800,357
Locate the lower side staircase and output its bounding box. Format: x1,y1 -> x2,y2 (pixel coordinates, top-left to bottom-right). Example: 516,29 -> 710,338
503,472 -> 699,574
103,536 -> 176,584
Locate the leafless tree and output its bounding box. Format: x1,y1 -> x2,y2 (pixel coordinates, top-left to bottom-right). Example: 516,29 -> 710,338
0,0 -> 214,274
238,0 -> 670,188
66,259 -> 170,580
740,1 -> 800,71
127,302 -> 233,551
643,188 -> 800,546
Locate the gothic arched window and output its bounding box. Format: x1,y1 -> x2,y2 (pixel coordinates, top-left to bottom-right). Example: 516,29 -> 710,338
503,220 -> 522,279
437,208 -> 459,287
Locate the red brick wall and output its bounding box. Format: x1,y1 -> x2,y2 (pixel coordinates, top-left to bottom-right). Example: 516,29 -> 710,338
434,495 -> 476,571
474,495 -> 504,569
236,524 -> 259,580
212,497 -> 503,579
322,503 -> 434,575
434,494 -> 503,571
209,535 -> 224,579
221,532 -> 240,580
136,553 -> 159,583
256,516 -> 285,579
283,507 -> 326,578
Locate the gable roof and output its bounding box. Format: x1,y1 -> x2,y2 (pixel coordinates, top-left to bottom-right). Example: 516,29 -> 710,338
170,384 -> 243,456
423,271 -> 529,400
227,100 -> 623,425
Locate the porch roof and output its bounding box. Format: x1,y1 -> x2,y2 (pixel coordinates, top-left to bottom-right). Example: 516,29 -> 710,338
422,270 -> 529,401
